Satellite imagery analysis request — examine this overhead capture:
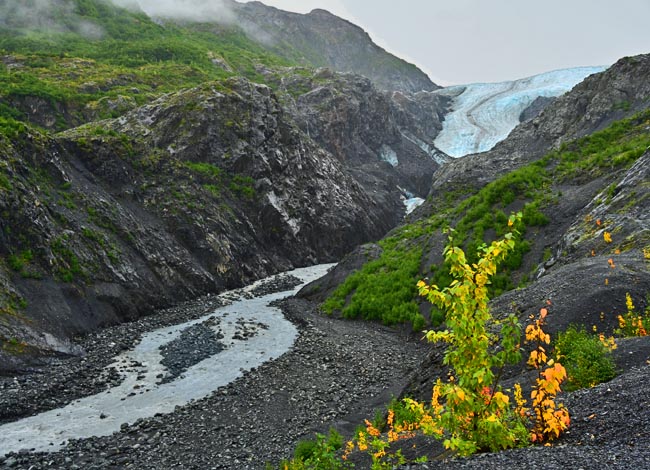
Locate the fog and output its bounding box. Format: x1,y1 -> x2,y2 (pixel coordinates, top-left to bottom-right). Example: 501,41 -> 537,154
0,0 -> 104,38
111,0 -> 236,23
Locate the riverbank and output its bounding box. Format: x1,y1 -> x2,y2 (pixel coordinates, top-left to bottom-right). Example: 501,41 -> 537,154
2,271 -> 649,469
0,284 -> 428,468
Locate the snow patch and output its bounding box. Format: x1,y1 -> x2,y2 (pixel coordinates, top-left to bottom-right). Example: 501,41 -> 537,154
267,191 -> 300,236
404,197 -> 424,215
379,145 -> 398,166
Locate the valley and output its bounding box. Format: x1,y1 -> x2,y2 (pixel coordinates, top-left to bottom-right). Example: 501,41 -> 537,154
0,0 -> 649,469
0,265 -> 331,456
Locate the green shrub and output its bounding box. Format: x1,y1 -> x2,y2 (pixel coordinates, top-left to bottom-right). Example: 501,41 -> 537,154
554,326 -> 617,391
7,250 -> 31,272
277,429 -> 350,470
184,161 -> 223,179
229,174 -> 256,199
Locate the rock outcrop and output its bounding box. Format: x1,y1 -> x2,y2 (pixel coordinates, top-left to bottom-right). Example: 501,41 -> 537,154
265,67 -> 450,199
230,2 -> 438,94
0,73 -> 444,370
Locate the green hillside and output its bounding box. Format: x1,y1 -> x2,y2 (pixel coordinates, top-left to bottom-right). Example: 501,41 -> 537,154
0,0 -> 299,131
322,109 -> 650,329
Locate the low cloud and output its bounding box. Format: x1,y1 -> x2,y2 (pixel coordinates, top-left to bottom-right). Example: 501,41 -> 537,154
111,0 -> 236,24
0,0 -> 105,38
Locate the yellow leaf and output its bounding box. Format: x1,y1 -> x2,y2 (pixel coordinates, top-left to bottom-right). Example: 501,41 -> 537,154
494,392 -> 509,405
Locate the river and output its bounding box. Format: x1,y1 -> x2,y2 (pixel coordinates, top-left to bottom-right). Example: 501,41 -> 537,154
0,263 -> 334,456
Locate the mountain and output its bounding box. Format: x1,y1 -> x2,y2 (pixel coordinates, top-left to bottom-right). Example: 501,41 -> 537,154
229,2 -> 439,93
432,66 -> 606,157
0,0 -> 437,134
0,0 -> 450,370
432,54 -> 650,192
303,53 -> 650,341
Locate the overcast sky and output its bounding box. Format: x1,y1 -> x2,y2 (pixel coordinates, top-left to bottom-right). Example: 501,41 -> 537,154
255,0 -> 650,86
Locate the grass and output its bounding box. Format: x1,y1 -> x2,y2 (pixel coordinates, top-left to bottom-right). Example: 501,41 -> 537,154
184,161 -> 224,179
323,244 -> 425,330
51,235 -> 84,282
553,110 -> 650,181
323,109 -> 650,329
0,0 -> 302,133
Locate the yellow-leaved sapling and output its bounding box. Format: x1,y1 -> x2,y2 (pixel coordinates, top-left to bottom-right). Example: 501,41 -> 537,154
524,307 -> 570,442
415,213 -> 529,455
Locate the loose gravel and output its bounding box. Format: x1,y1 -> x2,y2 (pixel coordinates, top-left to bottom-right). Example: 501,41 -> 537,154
0,293 -> 428,469
2,269 -> 648,469
158,318 -> 224,384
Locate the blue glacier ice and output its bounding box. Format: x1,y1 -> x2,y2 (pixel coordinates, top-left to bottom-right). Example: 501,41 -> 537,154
434,66 -> 607,158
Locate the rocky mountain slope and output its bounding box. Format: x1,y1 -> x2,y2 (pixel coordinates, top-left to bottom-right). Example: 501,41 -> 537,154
0,0 -> 453,370
305,52 -> 650,364
229,1 -> 438,94
0,69 -> 445,371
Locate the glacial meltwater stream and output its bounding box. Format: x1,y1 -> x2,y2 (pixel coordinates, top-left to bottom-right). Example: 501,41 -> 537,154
0,264 -> 335,456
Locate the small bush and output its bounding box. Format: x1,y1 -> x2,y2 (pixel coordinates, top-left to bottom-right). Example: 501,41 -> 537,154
278,429 -> 350,470
616,293 -> 650,337
554,325 -> 617,391
184,161 -> 223,179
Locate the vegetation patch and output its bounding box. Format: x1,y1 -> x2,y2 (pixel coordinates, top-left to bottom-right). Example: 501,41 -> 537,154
323,110 -> 650,329
184,161 -> 224,179
553,109 -> 650,181
554,325 -> 617,391
229,174 -> 256,199
616,292 -> 650,337
0,0 -> 303,130
51,235 -> 84,282
322,238 -> 426,331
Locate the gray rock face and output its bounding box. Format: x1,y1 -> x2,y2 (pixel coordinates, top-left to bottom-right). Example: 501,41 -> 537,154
431,54 -> 650,192
269,68 -> 450,199
553,151 -> 650,270
1,73 -> 443,370
231,2 -> 438,93
518,95 -> 555,122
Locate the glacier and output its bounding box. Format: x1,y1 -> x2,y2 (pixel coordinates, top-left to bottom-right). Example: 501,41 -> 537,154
434,66 -> 607,158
